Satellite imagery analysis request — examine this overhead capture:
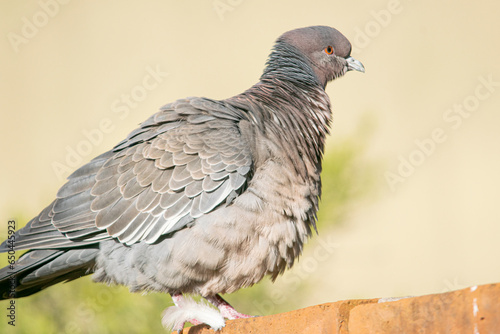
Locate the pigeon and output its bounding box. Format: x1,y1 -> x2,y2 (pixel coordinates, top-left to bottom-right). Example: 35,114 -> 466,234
0,25 -> 364,331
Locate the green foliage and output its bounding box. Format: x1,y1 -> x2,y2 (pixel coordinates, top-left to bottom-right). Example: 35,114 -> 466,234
318,135 -> 376,228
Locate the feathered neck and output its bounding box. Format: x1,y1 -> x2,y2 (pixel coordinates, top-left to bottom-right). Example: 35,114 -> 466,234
260,40 -> 322,89
227,42 -> 332,180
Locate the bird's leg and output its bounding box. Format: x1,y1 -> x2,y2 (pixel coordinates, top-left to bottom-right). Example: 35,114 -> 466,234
206,294 -> 252,320
171,293 -> 203,326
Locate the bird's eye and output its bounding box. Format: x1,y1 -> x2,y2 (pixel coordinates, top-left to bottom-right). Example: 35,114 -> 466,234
324,46 -> 334,55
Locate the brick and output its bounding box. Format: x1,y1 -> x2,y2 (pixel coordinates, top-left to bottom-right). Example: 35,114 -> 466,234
349,283 -> 500,333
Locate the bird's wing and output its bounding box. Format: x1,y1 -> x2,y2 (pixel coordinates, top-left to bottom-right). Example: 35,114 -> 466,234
4,98 -> 252,250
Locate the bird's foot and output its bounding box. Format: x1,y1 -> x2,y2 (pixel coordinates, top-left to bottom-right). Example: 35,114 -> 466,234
206,294 -> 253,320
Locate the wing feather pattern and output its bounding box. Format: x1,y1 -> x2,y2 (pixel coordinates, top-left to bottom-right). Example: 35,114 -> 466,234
0,97 -> 252,252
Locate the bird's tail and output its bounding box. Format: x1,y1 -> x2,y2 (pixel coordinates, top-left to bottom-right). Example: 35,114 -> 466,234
0,248 -> 98,299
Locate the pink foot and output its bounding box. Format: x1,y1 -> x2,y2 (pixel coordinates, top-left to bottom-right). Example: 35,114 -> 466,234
206,294 -> 253,320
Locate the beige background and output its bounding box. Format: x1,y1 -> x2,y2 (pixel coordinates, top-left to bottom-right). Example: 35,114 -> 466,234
1,0 -> 500,325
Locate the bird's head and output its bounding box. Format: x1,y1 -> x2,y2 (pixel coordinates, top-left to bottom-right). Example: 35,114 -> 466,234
269,26 -> 364,88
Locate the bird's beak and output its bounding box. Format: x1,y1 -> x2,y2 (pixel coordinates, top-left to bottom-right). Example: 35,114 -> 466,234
345,56 -> 365,73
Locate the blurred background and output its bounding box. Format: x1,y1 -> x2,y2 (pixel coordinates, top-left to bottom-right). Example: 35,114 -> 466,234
1,0 -> 499,332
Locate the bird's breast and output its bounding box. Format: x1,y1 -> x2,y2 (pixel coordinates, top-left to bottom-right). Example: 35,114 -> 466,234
181,158 -> 319,295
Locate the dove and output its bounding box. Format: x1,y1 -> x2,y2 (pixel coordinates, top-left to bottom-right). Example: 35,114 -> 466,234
0,25 -> 364,331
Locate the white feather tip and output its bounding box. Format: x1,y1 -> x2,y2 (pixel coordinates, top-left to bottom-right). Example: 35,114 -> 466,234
162,296 -> 225,331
